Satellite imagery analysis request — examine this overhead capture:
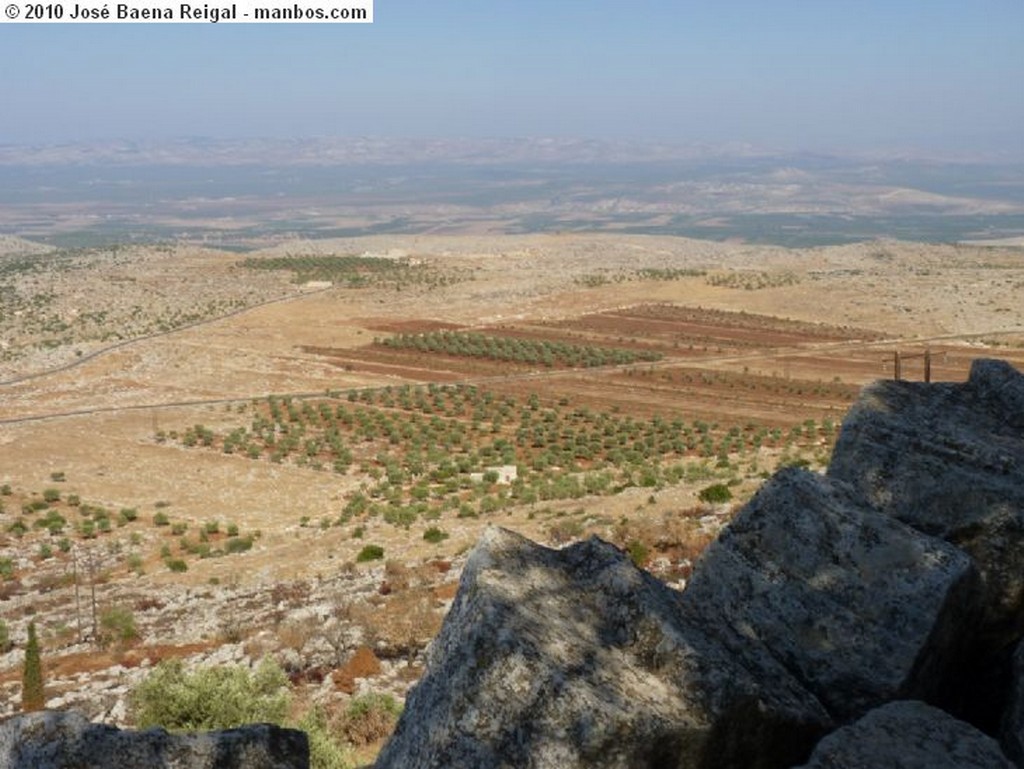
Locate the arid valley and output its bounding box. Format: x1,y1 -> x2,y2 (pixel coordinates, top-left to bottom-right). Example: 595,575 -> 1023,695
2,228 -> 1024,764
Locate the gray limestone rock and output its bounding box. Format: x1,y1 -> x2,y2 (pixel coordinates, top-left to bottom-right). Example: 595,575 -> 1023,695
1000,641 -> 1024,766
684,468 -> 979,722
375,526 -> 831,769
0,710 -> 308,769
795,700 -> 1015,769
827,358 -> 1024,644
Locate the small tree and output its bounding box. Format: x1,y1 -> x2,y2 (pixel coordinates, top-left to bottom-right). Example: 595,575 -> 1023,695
22,621 -> 44,712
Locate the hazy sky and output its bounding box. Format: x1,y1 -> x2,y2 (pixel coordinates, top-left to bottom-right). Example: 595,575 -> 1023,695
1,0 -> 1022,156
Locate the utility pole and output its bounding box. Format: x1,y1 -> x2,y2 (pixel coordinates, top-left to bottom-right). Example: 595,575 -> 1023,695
72,548 -> 82,643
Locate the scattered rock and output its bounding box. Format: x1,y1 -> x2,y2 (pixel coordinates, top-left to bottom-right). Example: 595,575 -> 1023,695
685,468 -> 979,721
794,700 -> 1014,769
828,358 -> 1024,646
0,710 -> 308,769
1000,642 -> 1024,765
375,527 -> 830,769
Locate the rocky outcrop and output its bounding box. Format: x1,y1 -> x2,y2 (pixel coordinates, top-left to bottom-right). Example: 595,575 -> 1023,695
375,527 -> 831,769
828,358 -> 1024,646
685,468 -> 979,722
0,710 -> 308,769
1000,642 -> 1024,765
795,701 -> 1015,769
377,359 -> 1024,769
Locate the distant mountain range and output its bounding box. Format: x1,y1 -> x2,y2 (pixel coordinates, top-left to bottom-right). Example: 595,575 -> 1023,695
0,136 -> 1005,167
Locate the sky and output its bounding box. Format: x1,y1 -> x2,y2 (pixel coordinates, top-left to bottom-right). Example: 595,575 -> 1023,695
1,0 -> 1023,157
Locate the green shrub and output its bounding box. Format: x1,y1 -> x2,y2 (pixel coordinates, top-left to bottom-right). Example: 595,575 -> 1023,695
355,544 -> 384,563
422,526 -> 449,544
0,557 -> 14,580
153,512 -> 170,527
626,540 -> 649,566
297,708 -> 356,769
119,507 -> 138,523
130,658 -> 289,731
99,605 -> 139,647
698,483 -> 733,504
224,536 -> 253,555
22,622 -> 44,712
0,619 -> 10,653
165,558 -> 188,573
339,693 -> 402,746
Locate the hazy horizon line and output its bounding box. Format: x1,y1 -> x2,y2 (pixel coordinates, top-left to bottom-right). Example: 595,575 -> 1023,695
1,134 -> 1022,165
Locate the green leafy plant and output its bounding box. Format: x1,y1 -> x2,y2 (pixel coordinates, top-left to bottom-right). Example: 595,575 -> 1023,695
355,544 -> 384,563
130,658 -> 289,731
698,483 -> 733,504
422,526 -> 449,544
99,605 -> 139,648
22,622 -> 44,712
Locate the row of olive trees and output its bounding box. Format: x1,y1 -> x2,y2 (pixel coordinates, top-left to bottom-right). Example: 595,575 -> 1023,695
379,330 -> 662,368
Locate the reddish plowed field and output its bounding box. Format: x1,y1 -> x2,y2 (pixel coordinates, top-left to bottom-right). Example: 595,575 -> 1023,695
304,307 -> 1013,430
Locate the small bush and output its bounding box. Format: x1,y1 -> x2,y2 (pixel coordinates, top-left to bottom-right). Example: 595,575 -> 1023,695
422,526 -> 449,544
130,657 -> 289,731
224,536 -> 253,555
626,540 -> 649,566
356,544 -> 384,563
698,483 -> 733,504
165,558 -> 188,573
99,605 -> 139,648
153,512 -> 170,527
298,708 -> 355,769
119,507 -> 139,523
339,693 -> 402,746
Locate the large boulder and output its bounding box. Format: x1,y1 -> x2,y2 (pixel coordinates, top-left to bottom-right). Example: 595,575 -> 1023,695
375,527 -> 831,769
684,468 -> 979,722
0,710 -> 308,769
794,700 -> 1015,769
999,642 -> 1024,766
828,359 -> 1024,646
